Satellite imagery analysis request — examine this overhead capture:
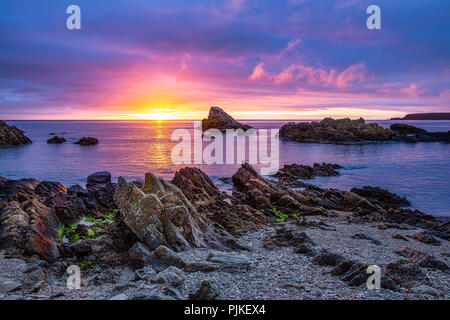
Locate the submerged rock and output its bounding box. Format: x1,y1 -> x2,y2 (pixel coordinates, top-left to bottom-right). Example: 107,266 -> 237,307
47,136 -> 67,144
274,163 -> 341,181
114,173 -> 238,251
201,106 -> 252,132
74,137 -> 99,146
0,120 -> 32,146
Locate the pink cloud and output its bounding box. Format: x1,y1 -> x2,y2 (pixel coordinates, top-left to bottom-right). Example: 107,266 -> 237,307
249,61 -> 367,88
378,83 -> 425,99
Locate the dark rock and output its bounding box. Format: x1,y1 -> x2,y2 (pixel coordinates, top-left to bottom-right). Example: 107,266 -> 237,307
64,242 -> 92,257
351,233 -> 381,245
189,280 -> 220,300
313,250 -> 346,266
395,247 -> 448,271
47,136 -> 67,144
275,163 -> 341,182
131,284 -> 182,300
351,186 -> 410,209
392,234 -> 409,241
87,171 -> 112,185
293,243 -> 317,256
263,225 -> 315,249
74,137 -> 99,146
134,266 -> 156,281
390,124 -> 450,142
385,259 -> 429,289
410,231 -> 442,246
201,106 -> 252,132
331,260 -> 370,287
0,120 -> 32,146
128,242 -> 153,269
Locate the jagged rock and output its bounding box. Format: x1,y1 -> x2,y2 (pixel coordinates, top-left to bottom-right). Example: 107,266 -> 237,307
330,260 -> 370,287
385,259 -> 429,289
410,231 -> 442,246
172,167 -> 223,203
383,208 -> 449,240
351,186 -> 410,209
172,167 -> 268,234
275,163 -> 341,182
279,118 -> 391,143
87,171 -> 112,184
74,137 -> 99,146
47,136 -> 66,144
201,106 -> 252,132
0,199 -> 59,262
351,233 -> 381,245
0,120 -> 32,146
232,163 -> 315,216
395,247 -> 448,271
115,173 -> 237,252
156,266 -> 185,286
189,280 -> 220,300
392,234 -> 409,241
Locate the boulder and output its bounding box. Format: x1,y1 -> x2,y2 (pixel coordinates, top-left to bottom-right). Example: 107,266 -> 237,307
201,106 -> 252,132
155,266 -> 185,286
395,247 -> 448,271
385,259 -> 430,289
114,173 -> 237,251
87,171 -> 112,184
0,120 -> 32,146
410,231 -> 442,246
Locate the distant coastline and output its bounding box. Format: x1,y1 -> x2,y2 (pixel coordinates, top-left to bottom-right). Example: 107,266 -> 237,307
391,113 -> 450,120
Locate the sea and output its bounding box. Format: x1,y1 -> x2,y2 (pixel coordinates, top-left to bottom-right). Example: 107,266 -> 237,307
1,120 -> 449,217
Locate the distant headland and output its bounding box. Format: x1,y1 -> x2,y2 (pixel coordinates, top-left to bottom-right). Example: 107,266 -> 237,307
391,113 -> 450,120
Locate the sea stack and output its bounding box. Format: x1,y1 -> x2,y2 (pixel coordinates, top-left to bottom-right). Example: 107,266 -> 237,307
0,120 -> 32,146
201,106 -> 252,132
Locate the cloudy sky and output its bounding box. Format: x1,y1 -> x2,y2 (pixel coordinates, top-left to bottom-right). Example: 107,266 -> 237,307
0,0 -> 449,120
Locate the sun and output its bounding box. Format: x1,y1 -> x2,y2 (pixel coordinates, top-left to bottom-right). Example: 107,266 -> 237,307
126,109 -> 178,120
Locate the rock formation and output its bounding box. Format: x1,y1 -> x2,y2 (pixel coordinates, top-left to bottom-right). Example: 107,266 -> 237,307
47,136 -> 67,144
74,137 -> 99,146
0,120 -> 32,146
201,106 -> 252,132
114,173 -> 240,251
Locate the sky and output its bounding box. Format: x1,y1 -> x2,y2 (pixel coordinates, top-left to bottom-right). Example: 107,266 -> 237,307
0,0 -> 449,120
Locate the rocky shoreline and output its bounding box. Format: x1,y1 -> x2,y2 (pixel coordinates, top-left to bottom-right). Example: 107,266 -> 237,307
0,163 -> 448,300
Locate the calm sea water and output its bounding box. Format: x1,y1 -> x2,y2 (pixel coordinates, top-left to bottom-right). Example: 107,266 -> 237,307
1,120 -> 449,217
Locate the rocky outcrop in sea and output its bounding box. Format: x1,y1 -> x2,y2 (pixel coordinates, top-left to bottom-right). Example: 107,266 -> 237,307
0,121 -> 32,146
279,117 -> 450,143
201,106 -> 252,132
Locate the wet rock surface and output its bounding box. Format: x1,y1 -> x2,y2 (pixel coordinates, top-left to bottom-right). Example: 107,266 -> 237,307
47,136 -> 67,144
274,163 -> 341,182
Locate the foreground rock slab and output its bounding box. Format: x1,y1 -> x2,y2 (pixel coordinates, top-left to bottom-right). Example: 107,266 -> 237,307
114,173 -> 239,252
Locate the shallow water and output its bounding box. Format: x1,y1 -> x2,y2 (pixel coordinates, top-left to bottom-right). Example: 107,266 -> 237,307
1,120 -> 449,216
